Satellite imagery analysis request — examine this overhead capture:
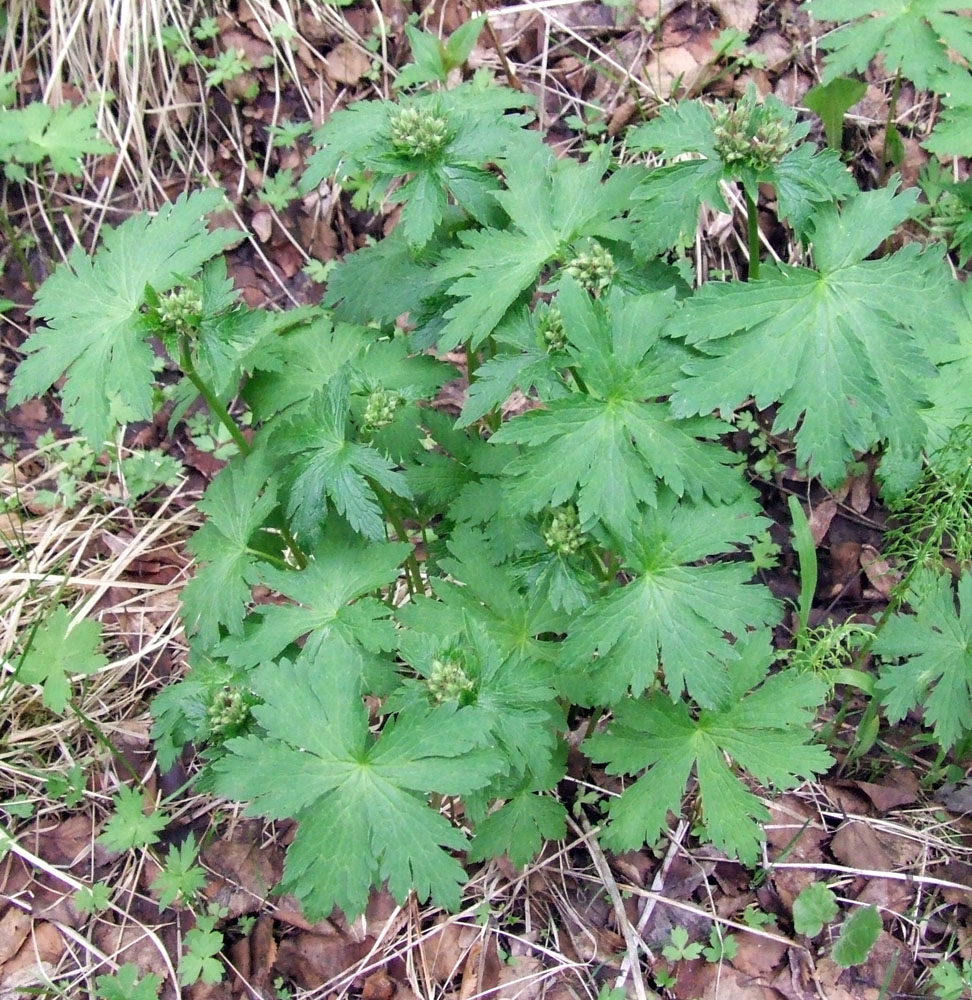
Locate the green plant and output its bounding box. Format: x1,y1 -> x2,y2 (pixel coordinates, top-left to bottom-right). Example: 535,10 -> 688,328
97,787 -> 169,852
95,964 -> 162,1000
395,19 -> 487,91
13,605 -> 107,712
804,0 -> 972,158
9,77 -> 969,930
152,833 -> 207,909
928,956 -> 972,1000
792,883 -> 881,967
0,97 -> 114,182
179,909 -> 225,986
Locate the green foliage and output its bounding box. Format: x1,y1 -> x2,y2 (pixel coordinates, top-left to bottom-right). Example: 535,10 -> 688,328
805,0 -> 972,156
211,648 -> 502,919
95,964 -> 162,1000
832,905 -> 882,968
9,189 -> 238,446
395,20 -> 487,90
670,184 -> 954,490
628,86 -> 854,252
301,82 -> 532,247
584,633 -> 831,864
662,926 -> 704,961
806,0 -> 972,92
12,70 -> 970,928
792,882 -> 839,936
804,77 -> 867,150
152,834 -> 207,908
75,882 -> 112,914
97,787 -> 168,852
179,911 -> 225,985
16,605 -> 107,712
0,100 -> 114,180
875,569 -> 972,750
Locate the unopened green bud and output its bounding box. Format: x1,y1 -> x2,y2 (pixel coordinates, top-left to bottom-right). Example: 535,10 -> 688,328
427,649 -> 475,703
538,305 -> 567,353
543,504 -> 585,556
712,94 -> 792,172
565,241 -> 616,293
362,386 -> 401,432
389,106 -> 449,158
157,286 -> 203,339
207,686 -> 250,735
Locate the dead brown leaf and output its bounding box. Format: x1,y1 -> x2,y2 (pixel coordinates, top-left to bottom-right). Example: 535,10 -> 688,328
808,499 -> 837,546
710,0 -> 759,32
860,545 -> 900,599
272,931 -> 370,990
325,42 -> 372,85
201,827 -> 283,919
0,908 -> 31,966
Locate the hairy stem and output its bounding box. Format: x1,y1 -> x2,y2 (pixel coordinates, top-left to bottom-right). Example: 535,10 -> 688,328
372,483 -> 425,596
879,71 -> 902,186
745,189 -> 760,281
177,332 -> 308,569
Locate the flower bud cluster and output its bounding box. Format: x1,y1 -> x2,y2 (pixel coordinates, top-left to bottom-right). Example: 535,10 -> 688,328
712,98 -> 791,172
565,241 -> 616,293
207,686 -> 250,736
544,504 -> 585,556
427,649 -> 475,703
363,386 -> 401,432
389,106 -> 449,158
538,305 -> 567,353
157,287 -> 203,339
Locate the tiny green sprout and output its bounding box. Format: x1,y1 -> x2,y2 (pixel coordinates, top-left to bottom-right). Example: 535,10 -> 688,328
713,91 -> 792,172
362,386 -> 402,432
564,241 -> 616,293
388,106 -> 450,158
427,648 -> 475,703
537,305 -> 567,353
543,504 -> 585,557
155,286 -> 203,340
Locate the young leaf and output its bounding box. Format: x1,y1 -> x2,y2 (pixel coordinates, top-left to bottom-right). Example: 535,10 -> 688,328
804,77 -> 867,150
792,882 -> 839,936
152,833 -> 207,909
98,787 -> 168,852
210,648 -> 503,919
832,905 -> 881,968
398,527 -> 567,666
17,606 -> 107,712
468,791 -> 567,868
806,0 -> 972,92
489,282 -> 745,540
221,531 -> 410,669
0,101 -> 114,179
95,964 -> 162,1000
628,90 -> 854,252
670,184 -> 953,488
874,568 -> 972,750
180,454 -> 279,647
273,374 -> 412,542
562,493 -> 779,708
433,144 -> 645,350
9,189 -> 238,446
584,632 -> 831,864
301,83 -> 531,246
179,913 -> 224,986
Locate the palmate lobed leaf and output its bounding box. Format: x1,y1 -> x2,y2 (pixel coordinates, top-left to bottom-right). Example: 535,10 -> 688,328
562,491 -> 779,708
490,282 -> 745,539
875,569 -> 972,750
9,189 -> 239,446
0,101 -> 114,179
433,145 -> 645,350
220,530 -> 410,669
670,184 -> 955,490
806,0 -> 972,91
211,649 -> 503,918
180,454 -> 279,647
584,632 -> 831,864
